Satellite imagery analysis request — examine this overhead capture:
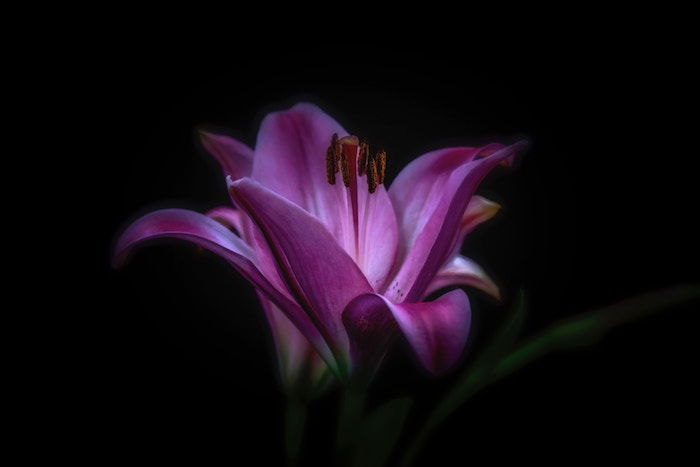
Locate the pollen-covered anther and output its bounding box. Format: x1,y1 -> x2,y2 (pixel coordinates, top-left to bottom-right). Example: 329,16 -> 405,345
376,150 -> 387,185
326,133 -> 342,185
326,146 -> 337,184
367,158 -> 379,193
325,133 -> 386,194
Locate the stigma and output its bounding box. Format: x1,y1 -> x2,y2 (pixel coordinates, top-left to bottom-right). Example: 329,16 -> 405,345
325,133 -> 387,193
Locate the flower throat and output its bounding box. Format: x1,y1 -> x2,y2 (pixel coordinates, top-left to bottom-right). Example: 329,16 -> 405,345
325,133 -> 387,260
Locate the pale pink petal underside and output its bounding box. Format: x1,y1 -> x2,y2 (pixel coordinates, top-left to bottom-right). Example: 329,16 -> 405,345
424,255 -> 501,300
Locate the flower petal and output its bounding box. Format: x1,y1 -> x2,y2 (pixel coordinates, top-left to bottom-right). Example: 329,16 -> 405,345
343,289 -> 472,375
341,293 -> 397,375
356,185 -> 400,292
113,208 -> 337,372
444,195 -> 501,260
251,103 -> 349,237
229,177 -> 374,368
461,195 -> 501,237
424,255 -> 501,300
258,293 -> 329,392
248,103 -> 399,288
206,208 -> 337,384
387,142 -> 527,302
205,206 -> 245,234
199,130 -> 254,180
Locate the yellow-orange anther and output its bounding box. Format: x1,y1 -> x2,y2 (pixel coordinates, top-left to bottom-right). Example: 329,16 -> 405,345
325,134 -> 386,194
326,146 -> 337,184
367,158 -> 378,193
376,150 -> 387,185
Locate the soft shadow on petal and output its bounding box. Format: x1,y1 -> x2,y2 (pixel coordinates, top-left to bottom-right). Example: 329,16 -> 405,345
342,293 -> 397,376
387,142 -> 527,302
199,130 -> 254,180
423,255 -> 501,300
230,177 -> 374,366
343,289 -> 472,375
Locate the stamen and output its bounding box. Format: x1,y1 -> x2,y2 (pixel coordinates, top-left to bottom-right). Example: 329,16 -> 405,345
376,150 -> 387,185
326,146 -> 338,184
358,140 -> 369,176
367,158 -> 378,193
324,133 -> 387,194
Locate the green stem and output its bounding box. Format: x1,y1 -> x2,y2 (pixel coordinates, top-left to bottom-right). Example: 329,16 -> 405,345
285,398 -> 307,467
335,379 -> 368,466
401,283 -> 700,467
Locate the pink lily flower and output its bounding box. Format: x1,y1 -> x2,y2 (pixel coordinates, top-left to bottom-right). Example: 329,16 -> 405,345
114,103 -> 526,382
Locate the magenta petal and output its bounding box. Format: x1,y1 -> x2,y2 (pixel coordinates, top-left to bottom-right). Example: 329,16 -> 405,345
230,177 -> 374,364
388,142 -> 527,302
114,208 -> 256,266
248,103 -> 400,286
388,289 -> 472,374
251,103 -> 346,210
258,293 -> 328,389
250,104 -> 354,244
113,208 -> 337,372
444,195 -> 501,260
342,293 -> 397,374
205,206 -> 245,234
424,255 -> 501,300
199,130 -> 254,180
356,185 -> 400,292
343,290 -> 471,375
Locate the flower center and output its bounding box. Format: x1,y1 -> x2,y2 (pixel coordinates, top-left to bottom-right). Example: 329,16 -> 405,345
325,133 -> 386,193
325,133 -> 388,261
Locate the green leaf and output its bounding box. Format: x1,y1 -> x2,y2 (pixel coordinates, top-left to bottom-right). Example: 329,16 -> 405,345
352,397 -> 413,467
284,399 -> 307,467
401,283 -> 700,467
455,288 -> 527,397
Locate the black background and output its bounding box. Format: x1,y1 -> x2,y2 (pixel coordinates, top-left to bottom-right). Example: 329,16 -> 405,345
81,30 -> 698,465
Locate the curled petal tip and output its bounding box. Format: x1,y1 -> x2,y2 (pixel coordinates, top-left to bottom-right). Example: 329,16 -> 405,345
498,140 -> 529,167
481,197 -> 502,216
196,127 -> 217,142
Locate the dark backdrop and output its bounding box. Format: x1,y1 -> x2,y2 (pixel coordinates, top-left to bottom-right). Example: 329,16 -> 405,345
88,36 -> 698,465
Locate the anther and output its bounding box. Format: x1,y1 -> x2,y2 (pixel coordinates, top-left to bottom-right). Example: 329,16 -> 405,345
326,146 -> 337,184
331,133 -> 340,156
376,150 -> 387,185
367,158 -> 378,193
325,133 -> 387,194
